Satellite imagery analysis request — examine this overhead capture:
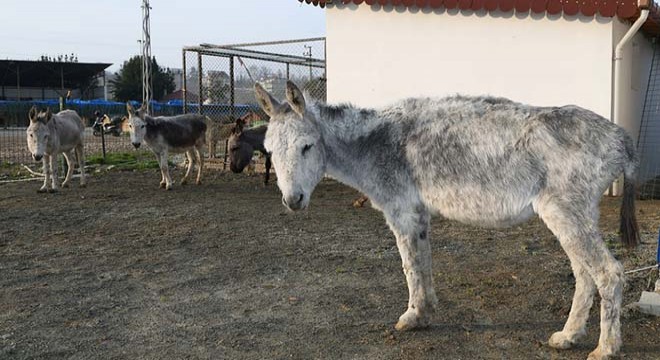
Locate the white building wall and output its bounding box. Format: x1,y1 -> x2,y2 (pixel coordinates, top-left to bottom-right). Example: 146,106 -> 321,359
326,4 -> 615,118
611,18 -> 655,146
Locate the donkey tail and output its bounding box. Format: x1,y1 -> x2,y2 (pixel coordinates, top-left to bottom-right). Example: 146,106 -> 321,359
619,136 -> 640,248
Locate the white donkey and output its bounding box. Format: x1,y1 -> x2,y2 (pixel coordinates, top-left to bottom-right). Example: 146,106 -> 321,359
26,106 -> 86,192
257,81 -> 640,360
125,103 -> 207,190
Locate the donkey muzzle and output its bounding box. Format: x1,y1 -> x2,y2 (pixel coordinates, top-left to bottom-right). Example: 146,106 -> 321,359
33,154 -> 43,161
132,142 -> 141,149
282,193 -> 306,211
229,163 -> 243,174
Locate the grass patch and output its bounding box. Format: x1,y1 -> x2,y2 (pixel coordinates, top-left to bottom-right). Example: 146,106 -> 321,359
86,151 -> 162,171
0,161 -> 25,179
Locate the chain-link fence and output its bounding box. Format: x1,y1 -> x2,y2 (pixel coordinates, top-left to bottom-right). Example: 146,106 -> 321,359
638,42 -> 660,199
182,38 -> 326,162
0,101 -> 182,166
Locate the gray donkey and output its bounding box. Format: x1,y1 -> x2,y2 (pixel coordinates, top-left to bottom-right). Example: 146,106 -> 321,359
125,103 -> 206,190
26,106 -> 86,192
256,81 -> 639,360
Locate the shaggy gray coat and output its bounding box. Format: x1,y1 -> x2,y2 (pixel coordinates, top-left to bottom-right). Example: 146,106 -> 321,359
257,81 -> 638,360
26,107 -> 87,192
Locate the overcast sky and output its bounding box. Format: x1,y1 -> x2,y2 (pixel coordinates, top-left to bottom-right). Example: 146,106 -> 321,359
0,0 -> 326,72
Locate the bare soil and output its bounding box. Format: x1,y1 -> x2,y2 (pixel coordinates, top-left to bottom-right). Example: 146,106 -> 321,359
1,169 -> 659,360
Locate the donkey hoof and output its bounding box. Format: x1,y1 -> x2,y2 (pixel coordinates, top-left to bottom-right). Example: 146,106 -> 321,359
587,348 -> 614,360
159,182 -> 166,189
180,179 -> 188,186
196,180 -> 202,185
61,182 -> 69,188
165,184 -> 173,191
395,309 -> 431,331
548,331 -> 577,350
48,188 -> 58,193
37,187 -> 48,193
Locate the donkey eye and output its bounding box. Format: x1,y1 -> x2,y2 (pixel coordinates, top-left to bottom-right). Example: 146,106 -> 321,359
29,134 -> 33,138
141,125 -> 145,129
302,144 -> 313,154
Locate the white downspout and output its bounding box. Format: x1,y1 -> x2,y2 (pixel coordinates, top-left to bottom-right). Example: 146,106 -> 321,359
612,9 -> 649,196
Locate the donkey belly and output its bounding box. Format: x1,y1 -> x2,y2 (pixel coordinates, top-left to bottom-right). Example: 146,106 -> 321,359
422,186 -> 537,228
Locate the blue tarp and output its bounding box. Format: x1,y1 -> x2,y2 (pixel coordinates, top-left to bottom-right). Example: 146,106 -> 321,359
0,99 -> 260,127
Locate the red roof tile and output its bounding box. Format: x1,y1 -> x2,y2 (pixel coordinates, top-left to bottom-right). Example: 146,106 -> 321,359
299,0 -> 660,35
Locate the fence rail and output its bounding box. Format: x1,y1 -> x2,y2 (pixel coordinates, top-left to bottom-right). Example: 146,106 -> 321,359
182,37 -> 327,121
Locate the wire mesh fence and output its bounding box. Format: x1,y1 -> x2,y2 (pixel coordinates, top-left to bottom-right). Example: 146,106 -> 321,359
182,38 -> 326,161
184,37 -> 326,108
0,101 -> 183,166
638,42 -> 660,199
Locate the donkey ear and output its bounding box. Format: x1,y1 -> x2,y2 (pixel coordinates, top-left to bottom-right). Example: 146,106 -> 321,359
138,102 -> 148,115
120,116 -> 130,132
126,102 -> 135,116
45,108 -> 52,121
254,83 -> 280,118
28,106 -> 38,122
285,81 -> 306,117
233,118 -> 245,134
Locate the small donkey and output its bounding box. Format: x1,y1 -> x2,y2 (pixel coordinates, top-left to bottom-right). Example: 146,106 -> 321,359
257,81 -> 639,360
125,103 -> 207,190
26,106 -> 86,192
227,118 -> 272,185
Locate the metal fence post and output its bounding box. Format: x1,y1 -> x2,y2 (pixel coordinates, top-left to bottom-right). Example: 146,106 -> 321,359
182,49 -> 187,114
197,52 -> 203,115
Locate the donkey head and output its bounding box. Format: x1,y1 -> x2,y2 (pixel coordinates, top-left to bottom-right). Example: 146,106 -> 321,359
26,106 -> 52,161
125,102 -> 149,148
258,81 -> 326,211
228,118 -> 253,174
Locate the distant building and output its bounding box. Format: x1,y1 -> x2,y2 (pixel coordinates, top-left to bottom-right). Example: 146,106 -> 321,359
170,68 -> 184,91
0,60 -> 111,101
163,89 -> 199,103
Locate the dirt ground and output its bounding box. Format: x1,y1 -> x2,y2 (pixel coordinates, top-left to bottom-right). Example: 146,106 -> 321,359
1,168 -> 659,360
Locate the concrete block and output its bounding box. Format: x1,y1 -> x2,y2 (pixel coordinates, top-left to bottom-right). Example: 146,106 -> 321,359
637,291 -> 660,317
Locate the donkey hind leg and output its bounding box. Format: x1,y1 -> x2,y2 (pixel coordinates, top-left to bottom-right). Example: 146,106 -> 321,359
537,199 -> 623,360
60,151 -> 75,188
548,256 -> 596,349
194,145 -> 203,185
38,156 -> 50,193
181,150 -> 194,185
75,143 -> 86,187
384,203 -> 438,331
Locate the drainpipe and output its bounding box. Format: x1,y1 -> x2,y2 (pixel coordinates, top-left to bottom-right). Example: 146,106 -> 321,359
612,8 -> 649,195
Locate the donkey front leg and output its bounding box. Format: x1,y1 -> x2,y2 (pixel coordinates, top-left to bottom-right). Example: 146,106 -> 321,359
263,153 -> 271,186
38,156 -> 50,193
49,154 -> 60,192
156,151 -> 172,190
383,203 -> 438,331
60,151 -> 75,188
